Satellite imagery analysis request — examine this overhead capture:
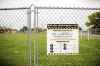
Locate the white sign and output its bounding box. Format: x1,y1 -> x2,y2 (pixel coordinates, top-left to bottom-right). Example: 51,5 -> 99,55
47,24 -> 79,55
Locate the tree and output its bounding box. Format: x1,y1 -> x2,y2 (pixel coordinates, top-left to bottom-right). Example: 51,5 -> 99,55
79,27 -> 82,30
20,26 -> 28,32
86,12 -> 100,28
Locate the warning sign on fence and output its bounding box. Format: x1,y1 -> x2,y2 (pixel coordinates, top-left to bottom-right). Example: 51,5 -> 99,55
47,24 -> 79,55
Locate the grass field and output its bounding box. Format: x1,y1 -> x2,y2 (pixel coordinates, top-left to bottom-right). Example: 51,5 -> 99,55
0,32 -> 100,66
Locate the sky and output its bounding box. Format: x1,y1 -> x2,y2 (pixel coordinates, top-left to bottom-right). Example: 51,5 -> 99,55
0,0 -> 100,31
0,0 -> 100,8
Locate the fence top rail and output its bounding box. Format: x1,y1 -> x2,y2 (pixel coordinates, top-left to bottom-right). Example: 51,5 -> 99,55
35,7 -> 100,10
0,7 -> 30,10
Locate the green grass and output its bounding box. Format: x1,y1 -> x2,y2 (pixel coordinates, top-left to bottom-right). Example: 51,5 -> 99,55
0,33 -> 28,65
0,32 -> 100,66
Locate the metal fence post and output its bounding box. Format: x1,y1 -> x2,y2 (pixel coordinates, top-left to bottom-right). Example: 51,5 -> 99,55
34,7 -> 39,66
27,7 -> 32,66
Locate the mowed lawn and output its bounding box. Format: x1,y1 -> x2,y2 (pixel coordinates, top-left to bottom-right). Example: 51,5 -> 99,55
0,32 -> 100,66
0,33 -> 28,66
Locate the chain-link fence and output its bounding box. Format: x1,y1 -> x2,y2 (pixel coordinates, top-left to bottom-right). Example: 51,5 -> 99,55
0,6 -> 100,66
0,7 -> 32,66
34,7 -> 100,66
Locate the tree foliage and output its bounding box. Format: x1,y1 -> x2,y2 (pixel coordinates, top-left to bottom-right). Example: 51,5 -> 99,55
20,26 -> 28,32
86,12 -> 100,28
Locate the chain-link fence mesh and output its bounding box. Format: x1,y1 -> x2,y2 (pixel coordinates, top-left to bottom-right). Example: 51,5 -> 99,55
34,7 -> 100,66
0,6 -> 100,66
0,8 -> 31,66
